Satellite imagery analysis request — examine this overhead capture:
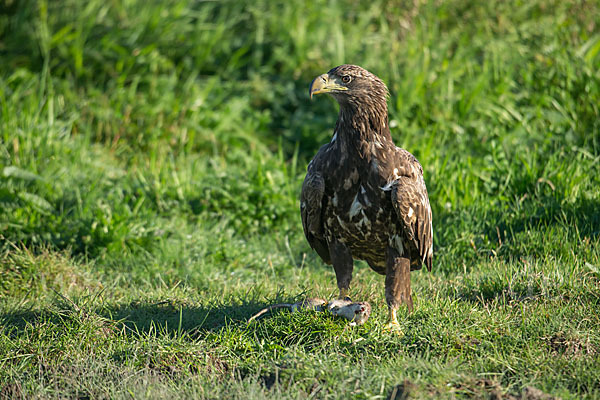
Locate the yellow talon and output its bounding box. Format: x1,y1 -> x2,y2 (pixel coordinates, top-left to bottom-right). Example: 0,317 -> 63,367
384,321 -> 402,333
338,288 -> 349,299
385,309 -> 403,335
388,308 -> 398,324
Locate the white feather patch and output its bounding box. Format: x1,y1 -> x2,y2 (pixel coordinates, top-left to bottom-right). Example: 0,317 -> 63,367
390,234 -> 404,255
349,194 -> 362,218
359,185 -> 371,207
381,181 -> 395,191
332,194 -> 338,207
362,195 -> 371,207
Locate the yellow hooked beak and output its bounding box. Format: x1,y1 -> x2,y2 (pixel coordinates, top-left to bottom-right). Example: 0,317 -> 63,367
309,73 -> 348,99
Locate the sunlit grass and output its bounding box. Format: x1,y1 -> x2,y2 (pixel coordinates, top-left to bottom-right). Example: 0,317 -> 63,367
1,0 -> 599,398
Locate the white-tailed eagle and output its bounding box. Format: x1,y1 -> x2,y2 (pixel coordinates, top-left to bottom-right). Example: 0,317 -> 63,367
301,64 -> 433,329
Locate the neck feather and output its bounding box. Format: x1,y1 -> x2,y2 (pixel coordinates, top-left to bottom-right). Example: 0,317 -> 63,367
335,98 -> 393,158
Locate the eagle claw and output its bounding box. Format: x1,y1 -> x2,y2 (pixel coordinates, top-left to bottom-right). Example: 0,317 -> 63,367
384,309 -> 404,335
384,320 -> 404,335
338,288 -> 350,300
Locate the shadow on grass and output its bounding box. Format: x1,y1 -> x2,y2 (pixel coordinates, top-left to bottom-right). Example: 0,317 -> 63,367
432,193 -> 600,271
103,300 -> 270,334
493,194 -> 599,240
0,298 -> 288,337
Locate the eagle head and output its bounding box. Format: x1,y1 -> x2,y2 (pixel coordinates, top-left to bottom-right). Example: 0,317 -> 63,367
309,64 -> 389,109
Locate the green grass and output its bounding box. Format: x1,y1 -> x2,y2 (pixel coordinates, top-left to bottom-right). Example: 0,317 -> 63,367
1,0 -> 599,398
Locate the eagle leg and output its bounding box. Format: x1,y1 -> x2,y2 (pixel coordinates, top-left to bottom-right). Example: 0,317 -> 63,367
384,247 -> 413,330
328,240 -> 354,300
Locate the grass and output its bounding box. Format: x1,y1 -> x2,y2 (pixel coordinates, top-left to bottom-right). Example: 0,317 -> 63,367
1,0 -> 599,398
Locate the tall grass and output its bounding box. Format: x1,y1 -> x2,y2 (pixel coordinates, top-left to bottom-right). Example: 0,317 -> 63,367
1,0 -> 599,398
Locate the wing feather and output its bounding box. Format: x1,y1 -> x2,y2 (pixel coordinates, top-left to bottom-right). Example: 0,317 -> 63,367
390,168 -> 433,271
300,151 -> 331,264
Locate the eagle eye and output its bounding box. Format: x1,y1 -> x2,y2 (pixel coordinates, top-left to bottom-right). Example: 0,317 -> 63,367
341,75 -> 351,84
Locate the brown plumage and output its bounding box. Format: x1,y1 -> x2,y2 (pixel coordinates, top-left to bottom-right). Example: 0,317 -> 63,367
302,64 -> 433,328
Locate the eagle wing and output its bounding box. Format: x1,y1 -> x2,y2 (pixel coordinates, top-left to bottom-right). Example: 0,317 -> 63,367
389,150 -> 433,271
300,146 -> 331,264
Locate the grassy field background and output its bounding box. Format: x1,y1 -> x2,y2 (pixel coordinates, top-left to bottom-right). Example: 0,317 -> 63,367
1,0 -> 599,398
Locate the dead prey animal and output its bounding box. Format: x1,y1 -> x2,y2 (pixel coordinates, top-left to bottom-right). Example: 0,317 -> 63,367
327,298 -> 371,326
247,297 -> 371,326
